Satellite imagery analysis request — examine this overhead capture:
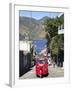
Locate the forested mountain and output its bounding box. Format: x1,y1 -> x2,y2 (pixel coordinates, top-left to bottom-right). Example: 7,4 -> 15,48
19,16 -> 47,40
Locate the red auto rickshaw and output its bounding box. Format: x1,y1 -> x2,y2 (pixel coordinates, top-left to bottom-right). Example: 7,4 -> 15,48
36,57 -> 48,77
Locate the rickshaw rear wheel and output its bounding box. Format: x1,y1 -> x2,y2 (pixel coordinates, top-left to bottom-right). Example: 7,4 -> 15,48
36,74 -> 39,77
40,74 -> 43,78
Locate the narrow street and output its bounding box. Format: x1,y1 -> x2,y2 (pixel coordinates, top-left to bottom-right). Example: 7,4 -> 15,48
20,65 -> 64,79
19,11 -> 64,80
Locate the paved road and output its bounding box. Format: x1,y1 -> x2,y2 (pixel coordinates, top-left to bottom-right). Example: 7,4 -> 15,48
20,65 -> 64,79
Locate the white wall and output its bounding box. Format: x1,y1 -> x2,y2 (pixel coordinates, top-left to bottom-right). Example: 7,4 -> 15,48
58,29 -> 64,34
20,41 -> 30,52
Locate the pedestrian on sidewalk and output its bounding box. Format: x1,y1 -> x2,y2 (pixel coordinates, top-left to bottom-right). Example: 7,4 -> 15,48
53,61 -> 55,68
52,56 -> 56,68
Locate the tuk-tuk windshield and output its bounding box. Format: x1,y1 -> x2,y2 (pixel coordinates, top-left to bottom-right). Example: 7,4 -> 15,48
37,60 -> 46,64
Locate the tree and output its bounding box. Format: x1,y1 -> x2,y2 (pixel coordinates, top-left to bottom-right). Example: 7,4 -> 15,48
43,14 -> 64,63
43,18 -> 57,38
43,16 -> 64,40
49,35 -> 64,57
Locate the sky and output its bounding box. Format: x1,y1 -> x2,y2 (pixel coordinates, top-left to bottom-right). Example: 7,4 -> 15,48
19,10 -> 61,20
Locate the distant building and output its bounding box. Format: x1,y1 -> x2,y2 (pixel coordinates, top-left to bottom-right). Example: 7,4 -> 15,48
19,32 -> 32,53
57,13 -> 64,67
20,40 -> 32,54
19,32 -> 30,41
39,47 -> 47,55
19,32 -> 32,76
58,24 -> 64,34
58,13 -> 64,34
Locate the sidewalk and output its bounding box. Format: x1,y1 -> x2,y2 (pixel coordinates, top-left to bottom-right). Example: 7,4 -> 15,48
48,64 -> 64,78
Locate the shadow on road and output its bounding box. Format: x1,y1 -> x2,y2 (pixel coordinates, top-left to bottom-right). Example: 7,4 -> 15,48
19,67 -> 33,77
36,73 -> 49,78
